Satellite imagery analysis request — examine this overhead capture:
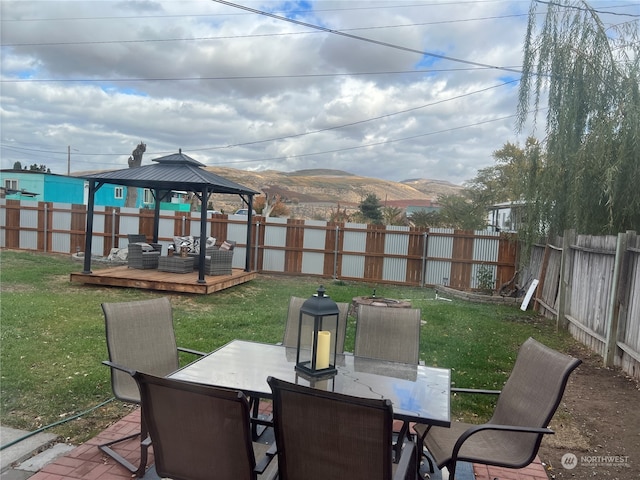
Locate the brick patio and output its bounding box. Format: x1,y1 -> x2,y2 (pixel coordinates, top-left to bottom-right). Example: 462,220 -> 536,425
26,407 -> 549,480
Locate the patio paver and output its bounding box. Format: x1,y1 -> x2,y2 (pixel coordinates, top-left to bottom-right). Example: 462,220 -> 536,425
21,407 -> 549,480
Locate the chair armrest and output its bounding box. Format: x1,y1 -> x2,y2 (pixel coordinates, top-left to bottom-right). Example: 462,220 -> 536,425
102,360 -> 136,376
452,423 -> 554,461
393,438 -> 417,480
254,442 -> 278,474
451,387 -> 501,395
177,346 -> 207,357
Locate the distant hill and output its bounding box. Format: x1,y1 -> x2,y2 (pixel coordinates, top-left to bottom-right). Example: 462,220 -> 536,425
73,165 -> 464,217
204,167 -> 463,214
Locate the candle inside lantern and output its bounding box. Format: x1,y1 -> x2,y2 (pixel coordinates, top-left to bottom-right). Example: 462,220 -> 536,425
316,330 -> 331,369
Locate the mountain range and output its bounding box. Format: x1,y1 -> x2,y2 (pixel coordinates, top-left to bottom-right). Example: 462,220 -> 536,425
205,167 -> 464,214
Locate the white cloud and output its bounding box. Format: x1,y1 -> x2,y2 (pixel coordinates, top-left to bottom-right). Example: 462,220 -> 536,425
1,0 -> 633,184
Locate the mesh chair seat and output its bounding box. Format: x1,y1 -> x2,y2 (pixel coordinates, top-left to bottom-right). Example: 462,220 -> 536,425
268,376 -> 418,480
413,337 -> 581,480
133,372 -> 277,480
100,297 -> 205,476
354,304 -> 422,364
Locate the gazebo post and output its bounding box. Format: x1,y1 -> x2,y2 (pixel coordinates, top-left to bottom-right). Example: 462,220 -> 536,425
197,187 -> 208,284
82,180 -> 97,274
245,195 -> 254,272
152,190 -> 161,243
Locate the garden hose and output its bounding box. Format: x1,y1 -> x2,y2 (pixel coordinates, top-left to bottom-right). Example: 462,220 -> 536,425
0,397 -> 115,451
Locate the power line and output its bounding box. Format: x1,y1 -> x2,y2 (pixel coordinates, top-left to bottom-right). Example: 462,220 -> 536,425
534,0 -> 640,18
0,79 -> 519,158
209,0 -> 524,74
0,2 -> 532,22
1,66 -> 520,84
3,13 -> 532,47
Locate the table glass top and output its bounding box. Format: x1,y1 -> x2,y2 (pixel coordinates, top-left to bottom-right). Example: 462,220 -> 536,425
171,339 -> 451,426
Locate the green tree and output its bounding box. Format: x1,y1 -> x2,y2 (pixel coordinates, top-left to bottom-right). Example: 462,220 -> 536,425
12,161 -> 22,170
28,164 -> 50,173
465,138 -> 541,208
409,210 -> 443,228
381,206 -> 407,226
518,0 -> 640,236
437,194 -> 487,230
359,193 -> 383,224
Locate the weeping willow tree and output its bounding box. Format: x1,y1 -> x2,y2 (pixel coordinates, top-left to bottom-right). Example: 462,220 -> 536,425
517,0 -> 640,238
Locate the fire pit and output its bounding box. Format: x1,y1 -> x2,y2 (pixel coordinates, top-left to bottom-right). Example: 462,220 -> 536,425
351,295 -> 412,316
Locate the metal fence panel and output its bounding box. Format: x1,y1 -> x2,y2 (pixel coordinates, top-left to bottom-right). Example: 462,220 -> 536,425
343,223 -> 367,252
302,252 -> 325,275
263,249 -> 285,272
382,257 -> 408,282
341,254 -> 365,278
472,235 -> 499,261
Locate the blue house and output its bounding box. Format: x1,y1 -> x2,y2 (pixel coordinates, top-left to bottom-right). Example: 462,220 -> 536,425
0,170 -> 190,211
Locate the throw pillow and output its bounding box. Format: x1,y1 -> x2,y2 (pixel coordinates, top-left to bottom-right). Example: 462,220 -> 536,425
192,236 -> 216,254
219,240 -> 234,251
174,235 -> 194,253
135,242 -> 154,252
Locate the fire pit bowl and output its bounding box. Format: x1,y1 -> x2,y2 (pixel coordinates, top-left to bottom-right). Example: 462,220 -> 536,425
351,295 -> 412,316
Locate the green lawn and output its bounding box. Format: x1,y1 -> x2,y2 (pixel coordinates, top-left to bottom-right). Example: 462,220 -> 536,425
0,250 -> 578,444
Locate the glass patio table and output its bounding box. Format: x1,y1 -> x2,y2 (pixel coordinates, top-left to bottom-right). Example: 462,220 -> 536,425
170,339 -> 451,427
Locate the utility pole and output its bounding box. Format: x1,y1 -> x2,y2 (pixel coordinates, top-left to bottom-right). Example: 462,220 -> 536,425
67,145 -> 70,175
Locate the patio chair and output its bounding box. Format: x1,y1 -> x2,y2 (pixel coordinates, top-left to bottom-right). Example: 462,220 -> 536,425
249,296 -> 350,439
354,304 -> 421,364
413,337 -> 581,480
99,297 -> 205,476
127,234 -> 148,244
131,371 -> 277,480
203,249 -> 234,275
127,242 -> 161,269
267,376 -> 418,480
282,296 -> 350,352
354,304 -> 422,461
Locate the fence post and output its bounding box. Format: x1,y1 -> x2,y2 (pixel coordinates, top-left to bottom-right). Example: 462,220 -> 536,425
556,229 -> 575,330
43,203 -> 48,253
420,231 -> 428,287
604,231 -> 630,367
333,225 -> 339,280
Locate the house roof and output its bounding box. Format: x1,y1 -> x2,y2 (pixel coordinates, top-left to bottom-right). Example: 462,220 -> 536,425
81,150 -> 259,195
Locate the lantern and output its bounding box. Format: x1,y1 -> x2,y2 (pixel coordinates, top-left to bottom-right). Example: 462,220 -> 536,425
295,286 -> 339,377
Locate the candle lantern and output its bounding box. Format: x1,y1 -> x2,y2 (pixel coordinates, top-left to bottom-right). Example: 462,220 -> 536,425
295,285 -> 339,377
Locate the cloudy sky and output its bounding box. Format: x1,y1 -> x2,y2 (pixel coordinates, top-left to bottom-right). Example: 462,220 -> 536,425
1,1 -> 638,185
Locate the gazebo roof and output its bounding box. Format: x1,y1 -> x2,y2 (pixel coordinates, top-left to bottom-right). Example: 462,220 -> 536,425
82,149 -> 259,195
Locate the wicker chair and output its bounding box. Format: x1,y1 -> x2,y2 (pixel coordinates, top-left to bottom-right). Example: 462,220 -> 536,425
131,371 -> 277,480
413,337 -> 581,480
128,243 -> 161,269
203,249 -> 234,275
99,297 -> 205,476
127,234 -> 148,244
268,376 -> 418,480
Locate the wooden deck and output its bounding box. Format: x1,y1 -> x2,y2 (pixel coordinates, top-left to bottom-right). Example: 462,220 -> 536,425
70,265 -> 256,294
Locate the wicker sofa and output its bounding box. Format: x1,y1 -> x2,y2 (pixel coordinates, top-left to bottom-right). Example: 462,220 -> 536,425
128,243 -> 162,269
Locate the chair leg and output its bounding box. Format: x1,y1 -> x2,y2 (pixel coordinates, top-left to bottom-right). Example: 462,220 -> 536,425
393,421 -> 410,463
98,415 -> 149,477
249,396 -> 272,441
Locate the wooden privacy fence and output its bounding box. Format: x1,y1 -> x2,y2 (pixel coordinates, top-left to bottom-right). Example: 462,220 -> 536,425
527,229 -> 640,381
0,199 -> 518,290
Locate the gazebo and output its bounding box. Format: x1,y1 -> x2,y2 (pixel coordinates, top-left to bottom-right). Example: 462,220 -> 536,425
81,150 -> 258,284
